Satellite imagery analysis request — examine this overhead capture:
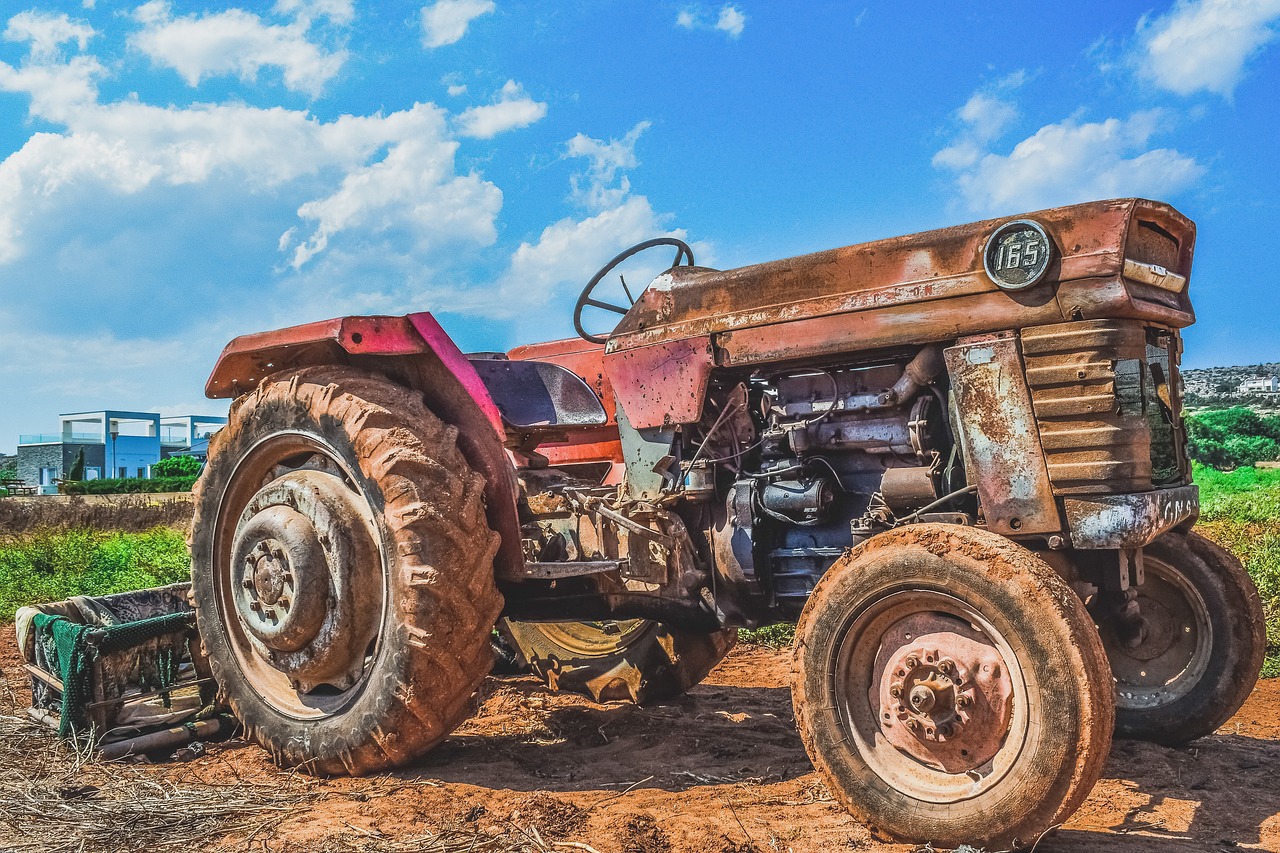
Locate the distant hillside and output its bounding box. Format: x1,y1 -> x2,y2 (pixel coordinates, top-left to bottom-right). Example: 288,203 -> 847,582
1184,363 -> 1280,409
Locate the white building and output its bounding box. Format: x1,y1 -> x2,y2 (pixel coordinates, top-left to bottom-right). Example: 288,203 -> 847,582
1238,376 -> 1280,394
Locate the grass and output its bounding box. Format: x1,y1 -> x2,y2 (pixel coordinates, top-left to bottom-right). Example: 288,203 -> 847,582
1195,463 -> 1280,679
0,527 -> 190,619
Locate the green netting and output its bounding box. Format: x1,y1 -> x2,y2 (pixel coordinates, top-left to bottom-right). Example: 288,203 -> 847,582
32,611 -> 195,738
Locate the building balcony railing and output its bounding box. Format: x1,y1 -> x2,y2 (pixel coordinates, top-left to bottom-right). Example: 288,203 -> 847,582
18,432 -> 102,445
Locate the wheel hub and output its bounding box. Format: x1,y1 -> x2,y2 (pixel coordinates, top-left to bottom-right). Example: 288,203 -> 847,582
876,629 -> 1015,773
228,469 -> 380,691
1106,561 -> 1211,710
232,509 -> 329,653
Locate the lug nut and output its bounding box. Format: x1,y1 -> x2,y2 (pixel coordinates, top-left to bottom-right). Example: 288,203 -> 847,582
278,596 -> 290,609
242,579 -> 254,589
906,719 -> 920,732
905,655 -> 920,669
249,601 -> 260,611
957,694 -> 972,708
889,684 -> 902,698
282,572 -> 294,584
938,660 -> 954,675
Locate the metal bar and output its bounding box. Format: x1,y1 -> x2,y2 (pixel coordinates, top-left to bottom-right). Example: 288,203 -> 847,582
588,501 -> 676,548
98,718 -> 225,761
85,677 -> 215,710
520,560 -> 625,579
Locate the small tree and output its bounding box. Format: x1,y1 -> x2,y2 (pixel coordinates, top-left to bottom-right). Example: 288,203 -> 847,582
67,447 -> 86,481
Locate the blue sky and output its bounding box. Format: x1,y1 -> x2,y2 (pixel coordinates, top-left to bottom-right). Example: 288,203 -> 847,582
2,0 -> 1279,453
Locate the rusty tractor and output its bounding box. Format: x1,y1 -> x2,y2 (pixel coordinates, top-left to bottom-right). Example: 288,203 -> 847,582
190,198 -> 1265,848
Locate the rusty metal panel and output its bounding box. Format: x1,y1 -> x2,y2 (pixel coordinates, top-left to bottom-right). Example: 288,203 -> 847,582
1062,485 -> 1199,549
944,333 -> 1059,536
1021,320 -> 1152,495
603,336 -> 715,430
610,199 -> 1195,356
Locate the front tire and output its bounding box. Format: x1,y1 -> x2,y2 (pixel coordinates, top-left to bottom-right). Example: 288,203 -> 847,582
1100,531 -> 1266,744
500,619 -> 735,703
191,367 -> 502,775
793,524 -> 1114,849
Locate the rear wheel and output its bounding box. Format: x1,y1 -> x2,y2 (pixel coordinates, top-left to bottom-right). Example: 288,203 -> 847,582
500,618 -> 735,703
190,367 -> 502,775
793,524 -> 1114,849
1100,531 -> 1265,744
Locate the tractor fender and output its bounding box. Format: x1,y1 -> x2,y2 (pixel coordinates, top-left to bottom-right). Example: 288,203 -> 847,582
204,312 -> 523,579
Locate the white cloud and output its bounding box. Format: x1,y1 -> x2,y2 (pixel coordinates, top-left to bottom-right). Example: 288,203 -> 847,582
420,0 -> 494,48
492,196 -> 668,315
0,34 -> 502,272
454,79 -> 547,138
675,4 -> 746,38
932,92 -> 1019,170
935,109 -> 1205,215
128,2 -> 346,96
447,83 -> 467,96
565,121 -> 650,211
1135,0 -> 1280,97
273,0 -> 355,26
716,5 -> 746,37
4,11 -> 94,61
287,126 -> 503,268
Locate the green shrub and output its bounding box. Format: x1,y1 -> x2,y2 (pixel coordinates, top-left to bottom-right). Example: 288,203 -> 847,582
0,527 -> 190,618
1187,407 -> 1280,469
60,475 -> 197,495
153,455 -> 202,477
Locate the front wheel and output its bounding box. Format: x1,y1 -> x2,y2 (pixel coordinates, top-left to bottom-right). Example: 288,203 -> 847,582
793,524 -> 1114,849
191,367 -> 502,775
1099,531 -> 1266,744
500,618 -> 735,703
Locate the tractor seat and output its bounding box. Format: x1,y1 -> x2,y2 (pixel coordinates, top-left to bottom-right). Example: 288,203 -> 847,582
468,357 -> 607,432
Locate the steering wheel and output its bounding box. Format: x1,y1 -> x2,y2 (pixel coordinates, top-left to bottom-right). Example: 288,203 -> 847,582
574,237 -> 695,344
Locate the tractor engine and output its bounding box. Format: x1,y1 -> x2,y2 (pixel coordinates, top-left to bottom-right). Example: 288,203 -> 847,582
692,346 -> 960,619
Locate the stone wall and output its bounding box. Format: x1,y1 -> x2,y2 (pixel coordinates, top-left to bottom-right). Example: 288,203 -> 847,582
15,444 -> 62,487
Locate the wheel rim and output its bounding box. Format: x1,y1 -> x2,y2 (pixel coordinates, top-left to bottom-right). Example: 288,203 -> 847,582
832,588 -> 1030,804
1106,555 -> 1212,711
213,431 -> 388,719
536,620 -> 649,657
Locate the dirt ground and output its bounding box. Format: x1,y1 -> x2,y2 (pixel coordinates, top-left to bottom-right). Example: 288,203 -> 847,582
2,632 -> 1278,853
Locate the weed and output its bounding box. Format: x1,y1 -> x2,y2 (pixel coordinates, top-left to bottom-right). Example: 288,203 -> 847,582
0,527 -> 190,618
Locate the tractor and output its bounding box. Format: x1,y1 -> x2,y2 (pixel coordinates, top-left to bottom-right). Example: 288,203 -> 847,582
189,198 -> 1265,848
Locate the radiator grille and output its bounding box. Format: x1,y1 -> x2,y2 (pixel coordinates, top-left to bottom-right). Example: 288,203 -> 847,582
1021,320 -> 1166,495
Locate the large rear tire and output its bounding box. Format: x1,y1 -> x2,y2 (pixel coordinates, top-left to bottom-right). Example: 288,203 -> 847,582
500,618 -> 736,703
793,524 -> 1114,849
190,367 -> 502,775
1100,531 -> 1266,744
